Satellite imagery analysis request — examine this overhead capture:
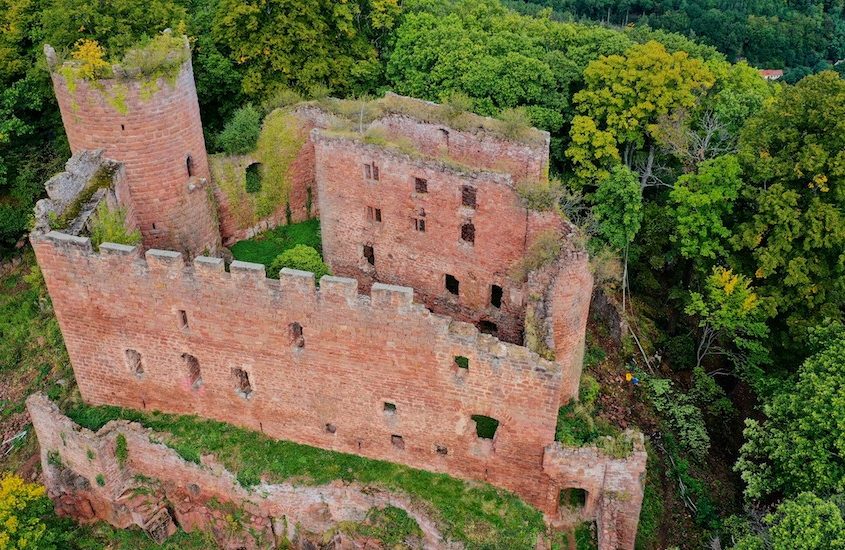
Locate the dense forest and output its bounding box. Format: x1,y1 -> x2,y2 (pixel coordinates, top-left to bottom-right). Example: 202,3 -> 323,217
512,0 -> 845,79
2,0 -> 845,547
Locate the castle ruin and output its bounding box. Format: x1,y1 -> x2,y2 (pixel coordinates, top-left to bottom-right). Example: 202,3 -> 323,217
30,34 -> 646,548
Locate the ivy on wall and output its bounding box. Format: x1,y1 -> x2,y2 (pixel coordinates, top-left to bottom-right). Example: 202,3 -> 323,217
211,109 -> 306,230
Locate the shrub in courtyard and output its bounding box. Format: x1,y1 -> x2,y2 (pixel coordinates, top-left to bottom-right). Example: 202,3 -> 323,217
269,244 -> 330,280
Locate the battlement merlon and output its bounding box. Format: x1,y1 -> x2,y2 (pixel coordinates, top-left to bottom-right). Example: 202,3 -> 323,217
31,230 -> 563,386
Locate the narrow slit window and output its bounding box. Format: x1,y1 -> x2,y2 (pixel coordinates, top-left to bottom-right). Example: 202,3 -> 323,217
462,185 -> 477,208
364,163 -> 372,179
289,322 -> 305,348
415,177 -> 428,193
471,415 -> 499,440
364,245 -> 375,266
391,435 -> 405,450
445,274 -> 459,295
367,206 -> 374,221
178,310 -> 189,330
186,155 -> 194,177
383,402 -> 397,415
183,353 -> 202,389
491,285 -> 503,308
372,164 -> 379,181
461,222 -> 475,244
375,208 -> 382,222
125,349 -> 143,377
414,218 -> 426,232
232,368 -> 252,398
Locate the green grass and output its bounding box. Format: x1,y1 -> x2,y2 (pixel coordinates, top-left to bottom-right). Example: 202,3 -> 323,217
72,522 -> 218,549
229,218 -> 321,268
65,403 -> 545,548
338,506 -> 425,547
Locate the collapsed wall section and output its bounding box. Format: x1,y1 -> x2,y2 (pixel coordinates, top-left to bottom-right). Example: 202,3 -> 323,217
31,230 -> 562,512
26,394 -> 448,548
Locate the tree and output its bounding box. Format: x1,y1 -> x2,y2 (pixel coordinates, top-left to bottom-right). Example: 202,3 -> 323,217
269,245 -> 331,280
669,155 -> 743,264
736,323 -> 845,499
735,71 -> 845,344
685,267 -> 769,373
212,0 -> 398,98
767,493 -> 845,550
566,40 -> 715,185
217,105 -> 261,155
592,165 -> 643,308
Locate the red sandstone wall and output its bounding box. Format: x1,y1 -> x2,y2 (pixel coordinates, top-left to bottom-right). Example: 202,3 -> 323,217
50,54 -> 220,256
31,231 -> 563,512
370,101 -> 550,182
314,133 -> 560,344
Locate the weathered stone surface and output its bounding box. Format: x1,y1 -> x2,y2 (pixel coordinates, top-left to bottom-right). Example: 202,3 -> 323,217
49,49 -> 221,257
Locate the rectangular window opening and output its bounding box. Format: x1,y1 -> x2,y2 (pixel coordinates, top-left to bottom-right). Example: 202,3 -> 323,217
491,285 -> 503,308
391,435 -> 405,450
415,177 -> 428,193
232,368 -> 253,398
383,402 -> 397,415
372,164 -> 380,181
178,310 -> 189,330
364,163 -> 372,180
363,245 -> 375,266
445,274 -> 459,295
454,356 -> 469,370
125,349 -> 143,377
559,488 -> 588,510
183,353 -> 202,389
288,322 -> 305,348
375,208 -> 382,222
462,185 -> 477,208
461,222 -> 475,244
471,415 -> 499,440
414,218 -> 426,232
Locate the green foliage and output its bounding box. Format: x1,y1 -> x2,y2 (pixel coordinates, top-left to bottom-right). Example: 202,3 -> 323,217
645,376 -> 710,460
670,155 -> 743,264
567,40 -> 714,182
115,434 -> 128,468
766,493 -> 845,550
217,105 -> 261,155
212,0 -> 398,98
688,367 -> 733,418
88,203 -> 142,251
229,218 -> 321,268
593,165 -> 643,250
339,506 -> 424,547
95,474 -> 105,487
510,230 -> 563,281
735,71 -> 845,344
268,245 -> 330,280
685,267 -> 769,379
120,31 -> 189,82
736,324 -> 845,500
470,415 -> 500,440
578,373 -> 600,405
0,473 -> 69,550
65,402 -> 546,547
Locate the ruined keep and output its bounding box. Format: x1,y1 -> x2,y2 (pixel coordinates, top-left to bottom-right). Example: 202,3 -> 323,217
31,34 -> 646,549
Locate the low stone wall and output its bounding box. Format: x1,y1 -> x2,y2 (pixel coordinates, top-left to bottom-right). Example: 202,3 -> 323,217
26,394 -> 450,548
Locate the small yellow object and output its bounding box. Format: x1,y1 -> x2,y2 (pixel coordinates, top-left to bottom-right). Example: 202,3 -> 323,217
625,372 -> 633,382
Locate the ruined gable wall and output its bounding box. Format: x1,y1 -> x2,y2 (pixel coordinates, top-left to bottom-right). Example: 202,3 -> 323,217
31,231 -> 563,512
369,103 -> 550,182
314,133 -> 562,344
49,55 -> 220,256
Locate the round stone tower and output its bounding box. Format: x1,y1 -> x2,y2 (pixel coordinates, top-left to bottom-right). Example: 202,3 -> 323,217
45,34 -> 221,257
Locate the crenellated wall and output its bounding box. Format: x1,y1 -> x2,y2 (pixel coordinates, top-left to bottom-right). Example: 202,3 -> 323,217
30,230 -> 644,547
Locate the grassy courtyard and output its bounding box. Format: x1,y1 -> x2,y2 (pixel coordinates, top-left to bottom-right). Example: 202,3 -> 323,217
229,218 -> 322,268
